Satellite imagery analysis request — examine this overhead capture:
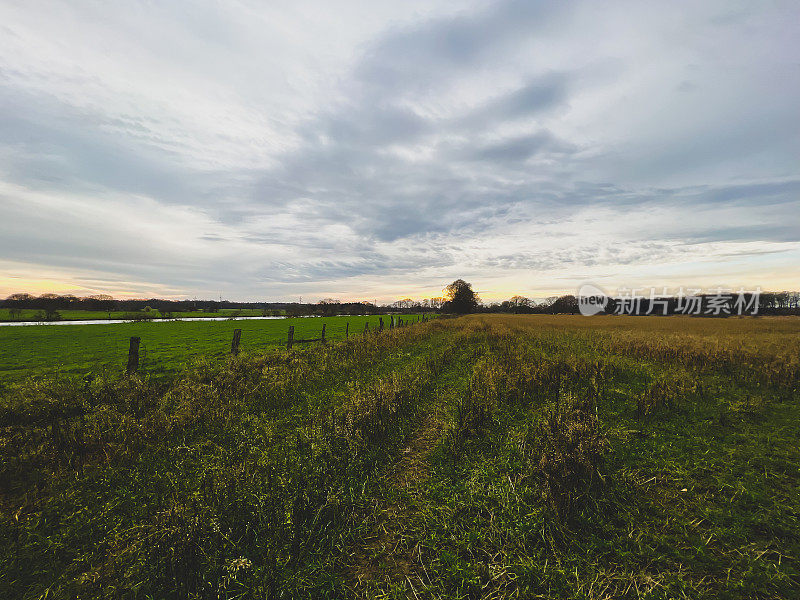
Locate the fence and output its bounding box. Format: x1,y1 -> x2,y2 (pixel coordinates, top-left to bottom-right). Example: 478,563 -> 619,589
124,314 -> 432,374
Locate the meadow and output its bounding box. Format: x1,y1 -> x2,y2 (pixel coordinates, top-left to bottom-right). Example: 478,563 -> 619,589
0,314 -> 798,599
0,315 -> 419,384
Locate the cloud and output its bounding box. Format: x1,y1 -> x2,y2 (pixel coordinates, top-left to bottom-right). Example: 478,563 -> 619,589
0,0 -> 798,301
354,0 -> 564,96
462,130 -> 576,162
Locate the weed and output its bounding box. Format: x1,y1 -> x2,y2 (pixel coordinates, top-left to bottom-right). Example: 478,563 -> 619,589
527,393 -> 608,522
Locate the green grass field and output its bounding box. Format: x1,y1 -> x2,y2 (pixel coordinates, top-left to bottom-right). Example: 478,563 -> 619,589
1,315 -> 798,598
0,315 -> 420,383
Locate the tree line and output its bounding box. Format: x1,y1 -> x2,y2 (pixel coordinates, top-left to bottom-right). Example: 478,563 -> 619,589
4,287 -> 799,321
441,284 -> 800,316
2,293 -> 290,315
434,282 -> 800,316
0,294 -> 423,320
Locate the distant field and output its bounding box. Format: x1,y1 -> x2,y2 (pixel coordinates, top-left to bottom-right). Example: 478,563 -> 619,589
0,308 -> 278,321
1,314 -> 798,599
0,314 -> 422,383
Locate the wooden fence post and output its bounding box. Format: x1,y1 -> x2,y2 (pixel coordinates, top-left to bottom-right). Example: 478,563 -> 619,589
126,336 -> 140,374
345,322 -> 349,338
231,328 -> 242,355
379,317 -> 384,331
321,323 -> 326,342
287,326 -> 294,350
364,321 -> 370,333
390,316 -> 394,329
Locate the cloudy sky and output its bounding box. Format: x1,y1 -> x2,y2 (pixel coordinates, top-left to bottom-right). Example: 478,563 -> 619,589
1,1 -> 798,302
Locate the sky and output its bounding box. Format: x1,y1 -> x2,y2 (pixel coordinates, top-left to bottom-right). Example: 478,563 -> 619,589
0,0 -> 798,303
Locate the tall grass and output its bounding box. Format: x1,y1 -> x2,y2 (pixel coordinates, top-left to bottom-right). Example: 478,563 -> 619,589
2,315 -> 799,598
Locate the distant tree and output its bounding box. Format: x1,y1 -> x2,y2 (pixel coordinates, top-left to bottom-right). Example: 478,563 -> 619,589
317,298 -> 340,316
442,279 -> 479,314
549,294 -> 579,314
34,307 -> 61,321
534,297 -> 557,313
510,295 -> 532,307
390,298 -> 416,311
513,296 -> 537,313
84,294 -> 115,311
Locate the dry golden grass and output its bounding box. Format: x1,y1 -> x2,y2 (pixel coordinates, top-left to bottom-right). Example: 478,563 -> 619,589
468,313 -> 800,336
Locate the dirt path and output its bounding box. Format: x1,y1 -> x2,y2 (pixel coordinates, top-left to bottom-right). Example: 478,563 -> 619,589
347,406 -> 446,596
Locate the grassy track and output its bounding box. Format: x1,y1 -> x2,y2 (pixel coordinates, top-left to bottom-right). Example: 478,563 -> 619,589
351,316 -> 800,598
0,315 -> 423,383
0,315 -> 798,598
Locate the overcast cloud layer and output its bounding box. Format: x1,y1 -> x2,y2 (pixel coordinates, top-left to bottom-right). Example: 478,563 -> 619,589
1,0 -> 798,301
